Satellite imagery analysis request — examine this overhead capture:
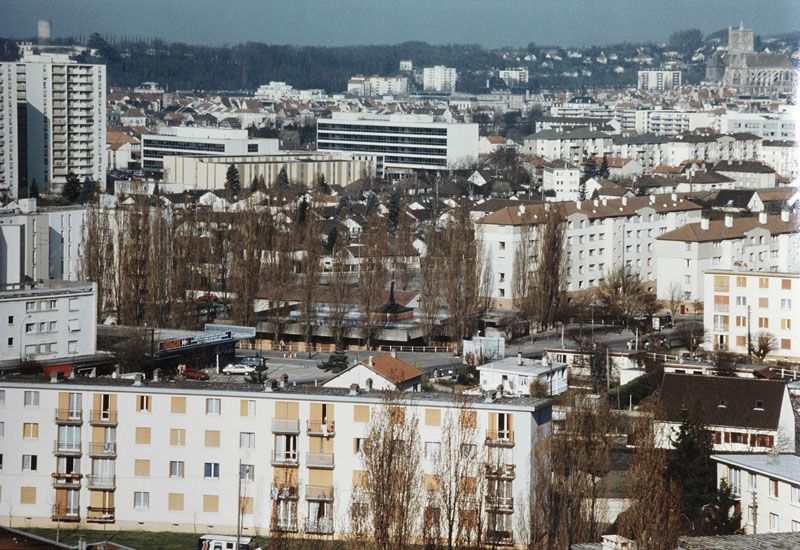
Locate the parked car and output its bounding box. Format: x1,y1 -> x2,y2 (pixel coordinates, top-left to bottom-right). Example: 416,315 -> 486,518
238,356 -> 265,368
182,369 -> 210,381
222,363 -> 256,375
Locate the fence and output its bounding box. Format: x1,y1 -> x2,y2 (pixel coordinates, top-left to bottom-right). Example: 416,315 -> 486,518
237,339 -> 455,354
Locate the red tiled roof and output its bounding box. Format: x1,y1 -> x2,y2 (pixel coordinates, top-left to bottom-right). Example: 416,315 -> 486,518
360,354 -> 423,384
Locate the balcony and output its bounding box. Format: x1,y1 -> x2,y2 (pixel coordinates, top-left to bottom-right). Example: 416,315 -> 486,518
306,485 -> 334,502
52,473 -> 82,489
486,430 -> 515,448
51,505 -> 80,522
89,441 -> 117,458
486,530 -> 513,546
306,518 -> 334,534
272,451 -> 299,467
54,440 -> 82,457
86,507 -> 115,523
306,453 -> 335,469
89,410 -> 118,426
55,408 -> 83,425
486,495 -> 514,511
486,464 -> 516,480
271,484 -> 299,500
307,420 -> 335,437
86,475 -> 116,490
272,419 -> 300,434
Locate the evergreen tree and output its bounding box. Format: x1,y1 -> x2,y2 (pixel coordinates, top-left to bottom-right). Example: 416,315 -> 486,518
583,156 -> 597,181
387,189 -> 402,230
225,165 -> 241,197
318,349 -> 349,372
667,400 -> 716,533
153,182 -> 160,195
250,175 -> 260,193
336,195 -> 350,215
599,156 -> 610,179
78,177 -> 96,204
315,173 -> 330,194
364,192 -> 379,215
702,480 -> 742,535
29,178 -> 39,199
275,166 -> 290,190
578,179 -> 587,201
297,197 -> 308,227
326,226 -> 338,253
62,172 -> 81,203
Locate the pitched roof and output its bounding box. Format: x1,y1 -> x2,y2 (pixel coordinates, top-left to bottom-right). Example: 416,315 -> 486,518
657,212 -> 797,242
360,354 -> 423,385
714,160 -> 775,174
659,373 -> 786,430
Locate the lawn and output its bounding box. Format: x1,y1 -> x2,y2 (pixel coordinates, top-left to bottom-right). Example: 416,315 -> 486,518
26,528 -> 268,550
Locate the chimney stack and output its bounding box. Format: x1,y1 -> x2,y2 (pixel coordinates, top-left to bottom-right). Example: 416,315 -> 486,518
700,216 -> 710,230
153,368 -> 161,383
576,200 -> 582,210
517,352 -> 523,366
349,383 -> 360,396
389,350 -> 396,359
264,379 -> 276,392
621,197 -> 628,206
724,214 -> 733,228
366,378 -> 373,392
50,372 -> 60,384
368,356 -> 373,367
781,210 -> 789,222
649,195 -> 655,204
280,373 -> 289,388
133,373 -> 143,386
759,212 -> 768,224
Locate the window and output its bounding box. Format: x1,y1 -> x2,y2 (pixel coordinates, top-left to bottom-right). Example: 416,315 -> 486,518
769,513 -> 780,532
793,520 -> 800,533
769,478 -> 779,497
168,493 -> 184,511
22,454 -> 38,471
204,430 -> 220,448
20,487 -> 36,505
24,391 -> 39,408
0,422 -> 3,439
353,437 -> 365,454
749,472 -> 757,489
134,459 -> 150,476
781,339 -> 791,350
170,396 -> 186,414
134,491 -> 149,509
206,398 -> 221,415
6,337 -> 11,346
136,395 -> 151,412
7,315 -> 12,324
170,428 -> 186,446
203,494 -> 219,513
241,399 -> 256,417
425,441 -> 440,459
729,468 -> 741,495
736,316 -> 746,327
169,461 -> 185,478
26,301 -> 35,312
782,278 -> 792,290
781,319 -> 792,330
759,277 -> 769,289
204,462 -> 220,479
0,390 -> 4,407
755,400 -> 765,410
22,423 -> 39,439
240,463 -> 255,481
759,297 -> 769,308
498,241 -> 506,251
735,296 -> 746,306
758,317 -> 769,329
135,427 -> 151,445
791,484 -> 800,505
781,299 -> 792,310
240,432 -> 255,449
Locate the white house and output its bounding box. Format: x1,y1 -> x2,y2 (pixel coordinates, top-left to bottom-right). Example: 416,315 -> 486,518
542,160 -> 580,201
712,454 -> 800,534
477,353 -> 568,396
322,353 -> 423,392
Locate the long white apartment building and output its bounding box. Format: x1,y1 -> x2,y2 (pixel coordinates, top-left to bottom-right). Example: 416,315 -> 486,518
0,378 -> 551,544
346,75 -> 409,97
609,134 -> 669,174
666,131 -> 760,166
759,140 -> 798,179
0,56 -> 106,198
422,66 -> 458,94
1,198 -> 86,286
317,112 -> 478,178
254,81 -> 325,102
0,281 -> 97,367
713,454 -> 800,534
141,127 -> 279,175
655,211 -> 800,304
637,70 -> 682,91
703,270 -> 799,360
523,129 -> 614,165
475,194 -> 703,306
497,68 -> 529,87
720,111 -> 796,141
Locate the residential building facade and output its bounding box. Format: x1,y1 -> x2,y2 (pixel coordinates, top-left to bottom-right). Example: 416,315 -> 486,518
422,66 -> 457,94
637,70 -> 682,91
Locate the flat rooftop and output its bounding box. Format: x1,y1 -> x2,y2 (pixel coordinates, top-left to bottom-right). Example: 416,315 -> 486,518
0,280 -> 95,300
478,356 -> 567,376
710,454 -> 800,484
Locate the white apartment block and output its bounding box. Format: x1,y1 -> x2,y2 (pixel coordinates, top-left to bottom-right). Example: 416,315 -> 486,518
703,270 -> 799,360
0,198 -> 87,286
637,70 -> 682,91
714,161 -> 777,189
0,58 -> 107,198
141,127 -> 279,175
475,195 -> 703,306
713,454 -> 800,534
346,75 -> 409,97
317,112 -> 478,177
720,112 -> 796,141
422,66 -> 457,94
666,132 -> 760,166
254,82 -> 325,102
0,281 -> 97,366
523,129 -> 614,165
541,160 -> 581,201
0,378 -> 551,544
640,110 -> 716,136
497,68 -> 529,87
759,140 -> 798,179
609,134 -> 668,174
655,211 -> 800,304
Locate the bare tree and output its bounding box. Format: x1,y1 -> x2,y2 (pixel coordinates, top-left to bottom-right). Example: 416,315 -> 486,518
530,206 -> 568,330
299,204 -> 323,355
358,395 -> 423,549
419,226 -> 444,345
229,207 -> 268,326
81,202 -> 115,322
357,214 -> 388,350
673,321 -> 707,354
750,331 -> 776,361
327,235 -> 353,350
597,265 -> 656,329
664,281 -> 683,321
512,224 -> 537,329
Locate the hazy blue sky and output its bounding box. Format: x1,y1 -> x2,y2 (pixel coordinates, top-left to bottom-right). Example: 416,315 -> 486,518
1,0 -> 798,48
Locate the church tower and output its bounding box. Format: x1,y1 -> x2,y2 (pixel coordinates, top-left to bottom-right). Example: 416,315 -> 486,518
728,22 -> 754,54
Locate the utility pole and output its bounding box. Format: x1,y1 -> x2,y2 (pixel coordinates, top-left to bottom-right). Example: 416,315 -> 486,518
236,458 -> 242,549
747,304 -> 752,360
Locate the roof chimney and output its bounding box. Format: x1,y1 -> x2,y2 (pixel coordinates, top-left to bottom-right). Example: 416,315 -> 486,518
593,199 -> 599,207
389,350 -> 396,358
280,373 -> 289,388
517,351 -> 523,366
365,377 -> 373,391
367,355 -> 373,367
671,193 -> 678,201
759,212 -> 768,224
50,372 -> 60,384
153,368 -> 161,383
781,210 -> 789,222
133,373 -> 143,386
700,216 -> 710,230
264,379 -> 276,392
575,200 -> 582,210
649,195 -> 656,204
621,197 -> 628,206
724,214 -> 733,228
349,383 -> 360,396
518,205 -> 526,215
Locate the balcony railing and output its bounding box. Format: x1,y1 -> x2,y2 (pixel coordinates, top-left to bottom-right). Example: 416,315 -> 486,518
306,518 -> 334,534
272,451 -> 299,466
54,440 -> 82,456
272,518 -> 298,532
52,472 -> 82,489
272,419 -> 300,434
87,475 -> 116,490
86,507 -> 115,523
486,464 -> 516,479
51,505 -> 80,522
271,484 -> 299,500
306,453 -> 335,469
486,530 -> 513,546
486,495 -> 514,510
307,420 -> 335,436
306,485 -> 334,501
486,430 -> 515,447
89,410 -> 118,425
55,409 -> 82,424
89,441 -> 117,457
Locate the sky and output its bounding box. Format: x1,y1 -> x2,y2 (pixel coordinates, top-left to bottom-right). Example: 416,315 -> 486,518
1,0 -> 798,48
